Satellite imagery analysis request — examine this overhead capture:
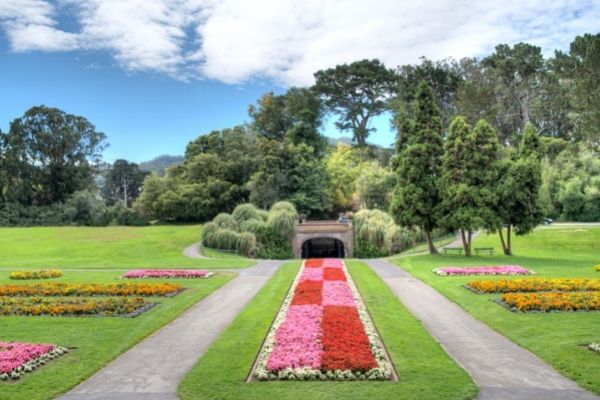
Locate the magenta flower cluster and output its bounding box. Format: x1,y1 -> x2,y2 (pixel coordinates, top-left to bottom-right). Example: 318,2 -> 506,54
434,265 -> 532,276
122,269 -> 212,279
322,281 -> 355,306
0,341 -> 67,379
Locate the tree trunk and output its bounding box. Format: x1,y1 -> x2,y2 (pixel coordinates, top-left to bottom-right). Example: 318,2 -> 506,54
466,230 -> 472,256
498,228 -> 509,255
506,224 -> 512,256
460,229 -> 469,256
425,229 -> 438,254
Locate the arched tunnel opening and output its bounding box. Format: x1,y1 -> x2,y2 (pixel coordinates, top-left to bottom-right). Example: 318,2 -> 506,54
301,237 -> 345,259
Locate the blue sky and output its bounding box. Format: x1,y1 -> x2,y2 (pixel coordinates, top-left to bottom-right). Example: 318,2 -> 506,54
0,1 -> 598,162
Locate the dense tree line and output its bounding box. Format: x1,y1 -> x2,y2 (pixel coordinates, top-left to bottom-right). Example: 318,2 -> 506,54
1,32 -> 598,232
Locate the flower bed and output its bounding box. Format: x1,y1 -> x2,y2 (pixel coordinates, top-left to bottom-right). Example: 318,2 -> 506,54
0,282 -> 182,297
122,269 -> 213,279
434,265 -> 531,276
0,296 -> 151,317
0,342 -> 68,380
253,258 -> 392,381
9,270 -> 63,280
501,291 -> 600,312
466,278 -> 600,293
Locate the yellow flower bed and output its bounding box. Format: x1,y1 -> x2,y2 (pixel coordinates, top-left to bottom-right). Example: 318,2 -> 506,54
467,278 -> 600,293
595,264 -> 600,271
9,269 -> 63,280
502,291 -> 600,312
0,296 -> 148,316
0,282 -> 182,297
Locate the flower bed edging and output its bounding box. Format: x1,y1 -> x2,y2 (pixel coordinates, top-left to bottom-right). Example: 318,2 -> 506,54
122,269 -> 213,279
434,265 -> 532,276
0,342 -> 68,380
251,258 -> 393,381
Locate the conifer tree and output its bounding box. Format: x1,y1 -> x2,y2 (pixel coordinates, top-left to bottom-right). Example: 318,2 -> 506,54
390,81 -> 443,254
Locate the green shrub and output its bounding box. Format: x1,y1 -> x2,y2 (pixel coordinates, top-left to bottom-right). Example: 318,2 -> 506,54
201,222 -> 219,246
232,204 -> 261,224
385,225 -> 413,254
355,238 -> 388,258
267,210 -> 298,238
108,201 -> 148,226
255,225 -> 293,259
213,213 -> 237,230
64,190 -> 109,226
212,229 -> 240,250
257,209 -> 269,222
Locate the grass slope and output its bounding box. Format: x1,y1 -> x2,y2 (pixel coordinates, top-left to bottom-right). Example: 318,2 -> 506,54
390,226 -> 600,395
0,270 -> 234,400
0,226 -> 253,269
178,261 -> 477,400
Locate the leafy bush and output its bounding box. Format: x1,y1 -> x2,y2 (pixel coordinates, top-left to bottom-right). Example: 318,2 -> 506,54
270,201 -> 297,215
108,201 -> 148,226
354,238 -> 388,258
353,209 -> 410,257
65,190 -> 109,226
267,210 -> 297,238
239,219 -> 267,234
255,225 -> 293,259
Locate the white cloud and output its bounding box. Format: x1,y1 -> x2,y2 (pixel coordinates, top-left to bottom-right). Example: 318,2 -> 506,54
0,0 -> 599,84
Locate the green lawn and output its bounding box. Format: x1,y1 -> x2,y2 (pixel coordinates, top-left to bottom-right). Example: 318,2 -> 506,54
0,269 -> 234,400
0,225 -> 253,269
179,261 -> 477,400
390,226 -> 600,395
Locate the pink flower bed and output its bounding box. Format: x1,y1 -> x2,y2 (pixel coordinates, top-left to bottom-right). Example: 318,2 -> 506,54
122,269 -> 213,279
253,258 -> 392,381
433,265 -> 532,276
0,342 -> 67,380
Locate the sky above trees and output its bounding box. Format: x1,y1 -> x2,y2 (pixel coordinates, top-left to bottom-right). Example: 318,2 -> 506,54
0,0 -> 598,161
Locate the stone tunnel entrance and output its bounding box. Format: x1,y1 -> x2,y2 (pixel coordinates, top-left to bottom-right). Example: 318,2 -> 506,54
292,220 -> 353,258
301,237 -> 345,258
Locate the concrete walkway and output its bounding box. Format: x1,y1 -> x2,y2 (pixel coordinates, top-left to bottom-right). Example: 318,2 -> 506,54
181,241 -> 209,259
60,260 -> 284,400
366,259 -> 599,400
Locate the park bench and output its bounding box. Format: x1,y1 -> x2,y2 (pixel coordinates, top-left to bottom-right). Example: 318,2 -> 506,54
443,247 -> 463,255
474,247 -> 494,255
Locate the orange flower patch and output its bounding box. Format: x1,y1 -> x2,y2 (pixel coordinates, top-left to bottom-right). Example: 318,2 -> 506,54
502,291 -> 600,312
323,268 -> 346,281
291,280 -> 322,305
0,282 -> 182,297
0,296 -> 150,316
467,278 -> 600,293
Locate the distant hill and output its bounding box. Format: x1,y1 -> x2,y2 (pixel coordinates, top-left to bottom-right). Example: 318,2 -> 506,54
139,154 -> 183,176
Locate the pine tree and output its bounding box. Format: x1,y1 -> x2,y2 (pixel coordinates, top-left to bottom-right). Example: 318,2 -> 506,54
441,117 -> 500,256
496,123 -> 543,255
390,81 -> 444,254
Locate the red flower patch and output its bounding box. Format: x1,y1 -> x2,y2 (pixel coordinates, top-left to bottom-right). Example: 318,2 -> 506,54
305,259 -> 324,268
324,268 -> 346,281
321,306 -> 377,372
291,280 -> 323,305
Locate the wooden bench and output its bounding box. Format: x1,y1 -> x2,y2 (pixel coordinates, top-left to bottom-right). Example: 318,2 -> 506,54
474,247 -> 494,255
443,247 -> 463,255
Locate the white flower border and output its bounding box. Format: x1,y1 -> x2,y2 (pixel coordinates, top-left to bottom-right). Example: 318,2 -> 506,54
252,260 -> 393,381
433,267 -> 534,276
0,346 -> 68,380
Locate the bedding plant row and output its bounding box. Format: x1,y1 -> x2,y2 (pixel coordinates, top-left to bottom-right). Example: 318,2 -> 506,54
9,270 -> 63,280
0,296 -> 151,317
253,258 -> 392,381
0,342 -> 68,380
0,282 -> 182,297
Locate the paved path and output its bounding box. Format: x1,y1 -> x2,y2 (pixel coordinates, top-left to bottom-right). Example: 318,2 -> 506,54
366,259 -> 599,400
60,260 -> 284,400
181,241 -> 209,259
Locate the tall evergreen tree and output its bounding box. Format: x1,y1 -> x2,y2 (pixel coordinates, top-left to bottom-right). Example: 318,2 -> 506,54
390,81 -> 444,254
496,123 -> 543,255
441,117 -> 500,255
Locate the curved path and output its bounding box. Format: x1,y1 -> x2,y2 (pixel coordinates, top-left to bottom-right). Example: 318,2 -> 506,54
60,260 -> 284,400
366,259 -> 598,400
181,242 -> 209,259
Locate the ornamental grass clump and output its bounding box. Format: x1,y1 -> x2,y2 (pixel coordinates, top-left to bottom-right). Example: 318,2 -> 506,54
237,232 -> 257,256
267,210 -> 297,238
239,219 -> 266,234
9,269 -> 63,280
232,203 -> 261,224
213,213 -> 238,230
354,209 -> 412,256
